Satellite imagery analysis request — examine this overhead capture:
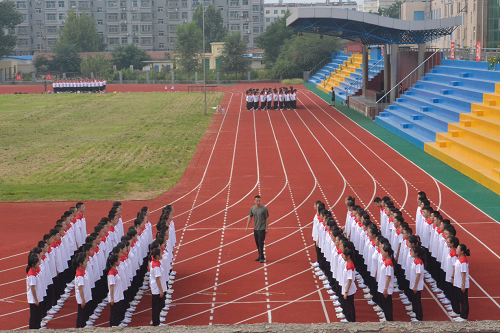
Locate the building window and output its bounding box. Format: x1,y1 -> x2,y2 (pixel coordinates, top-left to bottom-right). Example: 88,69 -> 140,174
265,9 -> 269,14
141,13 -> 152,20
230,11 -> 239,19
159,30 -> 164,36
109,37 -> 119,44
79,1 -> 89,8
242,0 -> 248,5
97,7 -> 103,12
140,0 -> 150,7
122,37 -> 128,44
253,26 -> 259,33
121,25 -> 127,32
36,8 -> 42,13
132,0 -> 137,6
159,43 -> 165,48
141,25 -> 151,33
132,25 -> 139,31
97,19 -> 103,25
18,26 -> 29,34
181,0 -> 187,7
107,13 -> 118,20
473,0 -> 476,11
107,0 -> 118,7
281,9 -> 285,14
230,0 -> 239,6
169,37 -> 176,44
242,23 -> 248,30
47,26 -> 57,34
243,35 -> 249,42
120,1 -> 126,7
21,14 -> 27,22
413,11 -> 424,21
133,37 -> 139,43
230,24 -> 240,31
46,13 -> 56,21
169,24 -> 176,31
266,17 -> 270,22
274,9 -> 277,14
252,4 -> 259,11
48,39 -> 57,46
158,18 -> 163,23
108,25 -> 119,33
58,1 -> 64,7
46,1 -> 56,8
182,12 -> 188,19
18,38 -> 29,45
252,15 -> 258,22
59,13 -> 65,20
158,6 -> 163,11
120,12 -> 127,19
16,1 -> 27,9
141,37 -> 152,45
132,13 -> 139,20
170,12 -> 179,20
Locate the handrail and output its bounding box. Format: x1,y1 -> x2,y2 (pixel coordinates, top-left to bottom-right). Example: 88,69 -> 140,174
376,49 -> 440,106
308,57 -> 332,79
344,57 -> 384,98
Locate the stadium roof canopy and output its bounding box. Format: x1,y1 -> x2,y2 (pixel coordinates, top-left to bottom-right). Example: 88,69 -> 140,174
286,8 -> 462,45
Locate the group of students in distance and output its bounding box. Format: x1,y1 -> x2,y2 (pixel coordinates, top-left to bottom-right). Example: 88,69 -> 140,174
52,79 -> 107,94
312,192 -> 471,323
245,87 -> 297,111
26,201 -> 177,329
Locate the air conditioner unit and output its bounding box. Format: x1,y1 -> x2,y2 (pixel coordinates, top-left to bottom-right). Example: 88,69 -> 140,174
126,32 -> 130,35
121,7 -> 126,10
36,0 -> 41,4
62,20 -> 66,23
132,7 -> 136,10
133,32 -> 137,36
71,5 -> 76,8
183,19 -> 186,23
245,18 -> 249,21
245,30 -> 249,33
175,8 -> 178,11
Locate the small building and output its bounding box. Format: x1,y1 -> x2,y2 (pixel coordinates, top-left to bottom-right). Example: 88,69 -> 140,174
0,55 -> 35,75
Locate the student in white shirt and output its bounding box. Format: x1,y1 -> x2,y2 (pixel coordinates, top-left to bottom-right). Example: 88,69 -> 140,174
107,254 -> 124,327
150,248 -> 165,326
378,244 -> 394,321
342,248 -> 357,322
27,255 -> 42,329
452,244 -> 470,322
409,246 -> 425,321
74,253 -> 92,328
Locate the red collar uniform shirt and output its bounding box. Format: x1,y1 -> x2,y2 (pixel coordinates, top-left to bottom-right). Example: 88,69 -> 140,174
445,249 -> 457,283
410,258 -> 424,291
377,258 -> 394,295
343,261 -> 357,296
107,268 -> 124,303
453,257 -> 469,289
26,268 -> 39,304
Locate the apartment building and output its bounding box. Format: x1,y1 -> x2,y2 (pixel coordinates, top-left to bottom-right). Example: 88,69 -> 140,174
401,0 -> 488,49
12,0 -> 265,55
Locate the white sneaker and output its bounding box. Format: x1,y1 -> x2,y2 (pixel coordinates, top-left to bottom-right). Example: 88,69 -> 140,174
140,285 -> 148,290
330,295 -> 339,300
162,306 -> 170,311
137,290 -> 144,295
127,308 -> 135,313
324,285 -> 332,289
124,312 -> 133,318
89,314 -> 99,320
160,311 -> 168,317
170,271 -> 177,276
400,294 -> 408,299
314,267 -> 321,271
159,323 -> 167,326
363,288 -> 370,293
402,299 -> 411,305
359,284 -> 367,289
437,293 -> 445,298
119,323 -> 128,327
85,321 -> 94,326
407,312 -> 416,318
134,295 -> 143,300
367,300 -> 376,305
43,315 -> 53,320
410,318 -> 420,322
364,293 -> 373,299
448,311 -> 460,317
315,271 -> 324,276
94,307 -> 103,313
122,318 -> 131,323
145,272 -> 150,276
340,319 -> 349,322
453,317 -> 467,322
378,312 -> 385,317
406,305 -> 413,311
160,317 -> 166,322
67,281 -> 75,288
445,305 -> 453,311
165,299 -> 172,304
379,318 -> 387,322
169,275 -> 175,280
319,275 -> 327,280
327,290 -> 334,295
333,301 -> 341,307
394,287 -> 402,293
166,289 -> 174,294
168,280 -> 174,285
373,306 -> 382,312
335,307 -> 343,313
166,294 -> 172,299
441,298 -> 451,305
336,313 -> 345,319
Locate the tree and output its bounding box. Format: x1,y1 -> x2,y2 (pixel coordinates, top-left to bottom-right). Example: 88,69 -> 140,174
219,32 -> 250,78
0,1 -> 23,57
80,54 -> 111,77
34,55 -> 51,73
272,33 -> 339,79
111,43 -> 151,70
373,1 -> 402,19
255,11 -> 294,68
175,22 -> 202,74
193,4 -> 227,52
56,9 -> 105,52
49,43 -> 82,73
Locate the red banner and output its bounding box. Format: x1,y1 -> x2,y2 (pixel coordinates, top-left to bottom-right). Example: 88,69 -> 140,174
347,42 -> 362,54
450,41 -> 455,60
15,74 -> 22,81
46,74 -> 53,80
476,41 -> 481,62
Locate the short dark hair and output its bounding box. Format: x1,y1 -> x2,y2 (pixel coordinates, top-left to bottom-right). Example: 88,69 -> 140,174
254,195 -> 261,199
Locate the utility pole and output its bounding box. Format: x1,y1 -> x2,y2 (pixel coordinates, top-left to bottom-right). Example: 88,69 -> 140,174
38,21 -> 43,53
202,2 -> 207,116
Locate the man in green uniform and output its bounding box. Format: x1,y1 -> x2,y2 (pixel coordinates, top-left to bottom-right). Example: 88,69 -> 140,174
246,195 -> 269,263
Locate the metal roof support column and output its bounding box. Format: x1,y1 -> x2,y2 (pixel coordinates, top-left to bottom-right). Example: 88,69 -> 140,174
362,44 -> 369,97
390,44 -> 399,103
384,44 -> 389,92
417,43 -> 425,78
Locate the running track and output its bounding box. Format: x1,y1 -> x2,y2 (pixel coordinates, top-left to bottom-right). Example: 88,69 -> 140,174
1,84 -> 499,330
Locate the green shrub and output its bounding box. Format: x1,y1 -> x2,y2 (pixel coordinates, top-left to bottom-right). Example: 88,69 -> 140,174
281,78 -> 304,85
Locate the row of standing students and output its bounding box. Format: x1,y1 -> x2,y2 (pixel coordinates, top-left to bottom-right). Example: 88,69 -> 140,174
311,193 -> 471,323
26,202 -> 178,329
245,87 -> 297,111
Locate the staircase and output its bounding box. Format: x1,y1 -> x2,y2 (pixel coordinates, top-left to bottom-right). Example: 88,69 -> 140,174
375,59 -> 500,194
308,51 -> 352,87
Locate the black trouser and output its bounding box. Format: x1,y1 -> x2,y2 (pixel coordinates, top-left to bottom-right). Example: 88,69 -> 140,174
343,294 -> 356,322
152,294 -> 162,326
29,303 -> 41,329
76,303 -> 89,328
254,229 -> 266,260
279,101 -> 283,109
274,101 -> 278,109
410,290 -> 423,321
109,300 -> 123,327
455,287 -> 469,319
267,100 -> 272,109
378,292 -> 393,321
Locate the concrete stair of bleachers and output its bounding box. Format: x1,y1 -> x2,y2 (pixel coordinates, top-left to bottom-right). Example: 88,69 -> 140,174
308,51 -> 351,86
377,59 -> 500,194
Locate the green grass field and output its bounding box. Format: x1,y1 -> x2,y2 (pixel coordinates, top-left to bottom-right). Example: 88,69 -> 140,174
0,92 -> 224,201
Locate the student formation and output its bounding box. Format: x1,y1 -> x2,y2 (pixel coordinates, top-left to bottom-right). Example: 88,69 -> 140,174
52,79 -> 107,93
26,202 -> 177,329
245,87 -> 297,111
312,192 -> 471,323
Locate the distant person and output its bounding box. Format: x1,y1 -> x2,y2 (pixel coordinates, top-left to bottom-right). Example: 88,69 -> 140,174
331,87 -> 335,107
246,195 -> 269,263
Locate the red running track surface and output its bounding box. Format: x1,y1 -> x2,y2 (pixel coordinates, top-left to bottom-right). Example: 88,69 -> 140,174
1,84 -> 499,330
